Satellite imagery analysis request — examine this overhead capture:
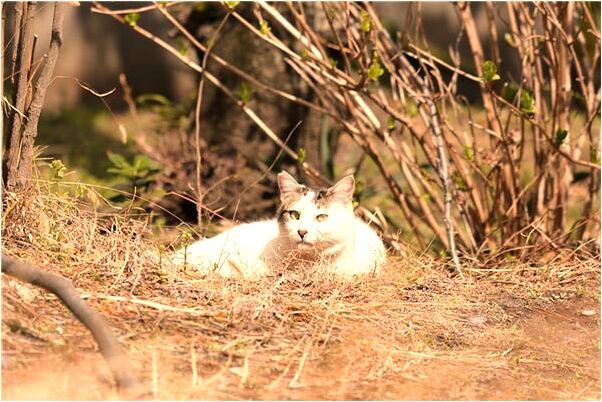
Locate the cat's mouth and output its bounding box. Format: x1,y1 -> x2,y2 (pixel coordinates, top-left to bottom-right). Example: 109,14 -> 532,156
296,240 -> 314,248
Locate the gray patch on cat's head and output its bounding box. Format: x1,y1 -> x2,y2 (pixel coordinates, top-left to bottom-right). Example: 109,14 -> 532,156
276,171 -> 355,214
277,188 -> 306,223
277,206 -> 291,223
311,188 -> 333,208
279,185 -> 309,206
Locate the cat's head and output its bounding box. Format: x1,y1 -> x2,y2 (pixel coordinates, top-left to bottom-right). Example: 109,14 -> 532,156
276,171 -> 356,252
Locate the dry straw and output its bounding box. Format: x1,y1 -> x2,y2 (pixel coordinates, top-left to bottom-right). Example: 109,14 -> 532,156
2,180 -> 599,399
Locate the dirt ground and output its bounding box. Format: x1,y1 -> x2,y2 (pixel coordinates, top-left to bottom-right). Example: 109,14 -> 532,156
2,257 -> 600,401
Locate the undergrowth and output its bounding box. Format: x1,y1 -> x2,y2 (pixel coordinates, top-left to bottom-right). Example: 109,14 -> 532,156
1,181 -> 600,400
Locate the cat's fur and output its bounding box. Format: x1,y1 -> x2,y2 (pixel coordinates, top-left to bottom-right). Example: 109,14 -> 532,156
173,171 -> 386,278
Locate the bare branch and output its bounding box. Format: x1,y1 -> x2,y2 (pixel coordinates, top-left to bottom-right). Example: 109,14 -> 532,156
1,255 -> 143,394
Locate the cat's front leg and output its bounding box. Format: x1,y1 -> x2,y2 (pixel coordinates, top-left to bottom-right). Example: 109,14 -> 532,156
219,256 -> 269,279
330,251 -> 382,277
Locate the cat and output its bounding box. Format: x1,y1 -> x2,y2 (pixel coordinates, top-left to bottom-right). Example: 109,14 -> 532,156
172,171 -> 386,278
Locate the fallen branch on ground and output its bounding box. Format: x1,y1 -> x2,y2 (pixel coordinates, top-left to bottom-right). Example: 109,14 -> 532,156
1,255 -> 145,396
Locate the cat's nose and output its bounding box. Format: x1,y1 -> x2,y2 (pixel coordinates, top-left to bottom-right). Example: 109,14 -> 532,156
297,230 -> 308,239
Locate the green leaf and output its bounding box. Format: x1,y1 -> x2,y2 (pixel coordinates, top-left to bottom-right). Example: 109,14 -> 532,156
225,1 -> 239,10
300,47 -> 309,60
239,82 -> 252,103
406,98 -> 418,117
106,167 -> 121,175
501,82 -> 518,102
367,52 -> 384,82
176,37 -> 188,56
553,129 -> 568,146
328,57 -> 338,68
520,90 -> 536,117
75,184 -> 85,198
107,151 -> 129,169
325,6 -> 336,20
504,32 -> 514,47
136,93 -> 171,106
452,171 -> 468,191
107,152 -> 161,184
591,148 -> 600,164
481,60 -> 501,82
107,166 -> 131,177
133,154 -> 152,171
360,11 -> 371,33
49,159 -> 67,180
297,147 -> 306,164
124,13 -> 140,27
463,145 -> 475,162
386,115 -> 395,130
181,232 -> 192,246
354,179 -> 365,198
259,20 -> 271,36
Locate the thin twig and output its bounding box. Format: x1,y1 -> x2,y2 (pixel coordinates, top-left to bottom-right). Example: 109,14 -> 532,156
90,1 -> 182,15
80,293 -> 219,316
190,8 -> 232,231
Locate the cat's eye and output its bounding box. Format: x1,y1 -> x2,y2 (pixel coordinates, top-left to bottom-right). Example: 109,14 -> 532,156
288,210 -> 300,220
316,214 -> 328,222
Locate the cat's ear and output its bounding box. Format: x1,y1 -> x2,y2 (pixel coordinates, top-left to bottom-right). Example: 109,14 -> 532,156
327,175 -> 355,204
277,171 -> 303,197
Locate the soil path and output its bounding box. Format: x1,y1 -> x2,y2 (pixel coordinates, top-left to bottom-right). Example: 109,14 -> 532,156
2,295 -> 599,400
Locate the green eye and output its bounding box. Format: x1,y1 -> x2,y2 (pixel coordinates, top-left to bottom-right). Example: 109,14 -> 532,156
288,210 -> 300,220
316,214 -> 328,222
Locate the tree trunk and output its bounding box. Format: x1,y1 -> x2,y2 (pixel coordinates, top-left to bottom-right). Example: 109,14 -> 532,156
6,2 -> 66,191
5,2 -> 35,189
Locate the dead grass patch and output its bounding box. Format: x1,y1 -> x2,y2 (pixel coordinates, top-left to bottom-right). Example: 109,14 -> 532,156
2,184 -> 600,400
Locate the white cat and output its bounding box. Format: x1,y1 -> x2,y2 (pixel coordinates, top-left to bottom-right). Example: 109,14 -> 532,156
173,171 -> 386,278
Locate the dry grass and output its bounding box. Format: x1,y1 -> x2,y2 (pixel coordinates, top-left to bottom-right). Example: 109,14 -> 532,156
2,182 -> 600,400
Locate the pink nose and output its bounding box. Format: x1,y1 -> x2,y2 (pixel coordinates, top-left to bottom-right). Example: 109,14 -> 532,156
297,230 -> 308,239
